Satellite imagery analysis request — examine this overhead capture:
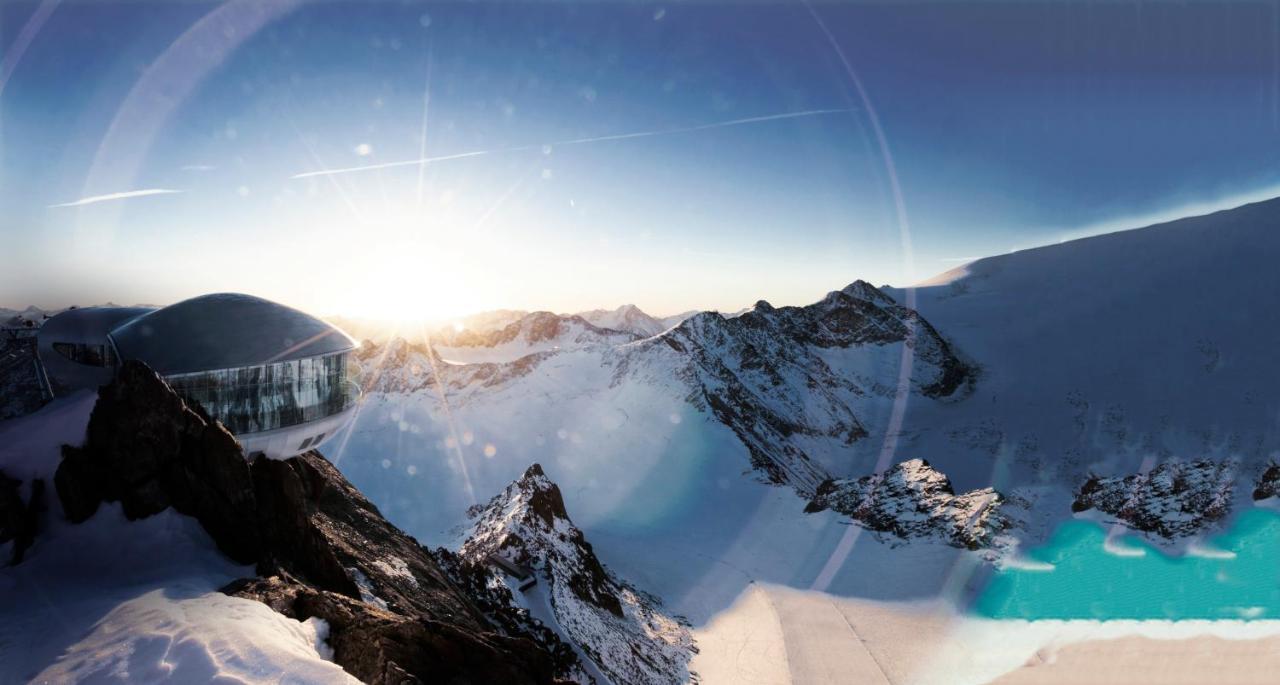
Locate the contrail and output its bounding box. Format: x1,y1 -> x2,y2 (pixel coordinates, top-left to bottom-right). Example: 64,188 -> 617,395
291,150 -> 490,179
290,108 -> 854,179
48,188 -> 182,208
549,108 -> 853,147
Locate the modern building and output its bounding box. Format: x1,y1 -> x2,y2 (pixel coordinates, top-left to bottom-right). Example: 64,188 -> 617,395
36,293 -> 361,459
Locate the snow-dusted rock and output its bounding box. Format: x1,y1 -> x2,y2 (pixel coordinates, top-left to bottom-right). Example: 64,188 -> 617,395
805,458 -> 1013,550
1253,462 -> 1280,501
1072,460 -> 1235,538
574,304 -> 670,337
632,280 -> 972,494
461,464 -> 695,685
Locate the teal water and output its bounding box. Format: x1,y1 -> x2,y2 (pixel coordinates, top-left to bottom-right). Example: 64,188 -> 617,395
975,509 -> 1280,619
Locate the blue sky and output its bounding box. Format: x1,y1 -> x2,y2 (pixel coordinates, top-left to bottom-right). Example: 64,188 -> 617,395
3,0 -> 1279,318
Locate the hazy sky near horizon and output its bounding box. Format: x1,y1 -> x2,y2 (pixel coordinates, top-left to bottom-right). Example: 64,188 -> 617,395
4,0 -> 1280,319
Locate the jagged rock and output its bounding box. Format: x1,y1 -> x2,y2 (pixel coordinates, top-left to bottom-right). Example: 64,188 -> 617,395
1253,462 -> 1280,500
53,361 -> 579,684
0,472 -> 43,565
805,458 -> 1012,550
461,464 -> 696,685
54,361 -> 261,561
1072,460 -> 1235,538
644,280 -> 971,494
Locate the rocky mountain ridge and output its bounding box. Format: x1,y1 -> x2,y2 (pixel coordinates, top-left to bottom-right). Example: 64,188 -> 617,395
622,280 -> 972,494
461,464 -> 695,685
574,304 -> 671,338
356,280 -> 972,500
805,458 -> 1014,551
1072,460 -> 1236,539
48,361 -> 585,684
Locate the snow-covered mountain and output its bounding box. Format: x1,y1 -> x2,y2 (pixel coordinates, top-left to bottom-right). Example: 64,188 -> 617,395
574,304 -> 671,338
894,197 -> 1280,499
461,464 -> 695,685
646,280 -> 971,493
351,279 -> 968,503
432,312 -> 639,363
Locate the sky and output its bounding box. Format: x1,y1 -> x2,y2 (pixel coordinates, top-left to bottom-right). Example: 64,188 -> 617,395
3,0 -> 1280,320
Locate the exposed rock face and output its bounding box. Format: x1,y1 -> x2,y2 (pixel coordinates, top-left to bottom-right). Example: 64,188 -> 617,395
53,361 -> 579,684
1072,460 -> 1235,538
1253,462 -> 1280,501
805,458 -> 1013,550
461,464 -> 696,685
0,471 -> 43,565
647,281 -> 972,494
0,335 -> 47,421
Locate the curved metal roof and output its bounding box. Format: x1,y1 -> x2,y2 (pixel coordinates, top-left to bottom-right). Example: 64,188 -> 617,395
109,293 -> 355,375
39,306 -> 155,345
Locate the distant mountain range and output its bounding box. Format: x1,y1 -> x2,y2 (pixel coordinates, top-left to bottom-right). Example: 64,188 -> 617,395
7,197 -> 1280,683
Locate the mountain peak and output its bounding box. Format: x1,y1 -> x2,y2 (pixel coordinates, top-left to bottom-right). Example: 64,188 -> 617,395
839,279 -> 892,303
462,465 -> 695,684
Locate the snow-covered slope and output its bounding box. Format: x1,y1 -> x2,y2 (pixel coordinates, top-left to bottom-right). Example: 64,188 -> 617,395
892,197 -> 1280,502
461,464 -> 695,685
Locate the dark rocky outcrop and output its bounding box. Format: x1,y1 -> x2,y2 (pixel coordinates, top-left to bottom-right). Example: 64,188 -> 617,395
1072,460 -> 1235,538
53,361 -> 579,684
0,471 -> 43,565
804,458 -> 1013,551
1253,462 -> 1280,501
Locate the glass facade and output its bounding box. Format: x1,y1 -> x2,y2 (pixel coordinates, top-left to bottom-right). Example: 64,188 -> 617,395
164,351 -> 359,434
51,341 -> 116,367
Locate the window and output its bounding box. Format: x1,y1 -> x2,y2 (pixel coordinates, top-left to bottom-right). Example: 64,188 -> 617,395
298,436 -> 314,450
164,351 -> 358,435
51,342 -> 113,367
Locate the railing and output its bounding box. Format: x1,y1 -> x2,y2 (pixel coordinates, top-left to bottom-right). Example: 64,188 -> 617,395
169,378 -> 361,435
